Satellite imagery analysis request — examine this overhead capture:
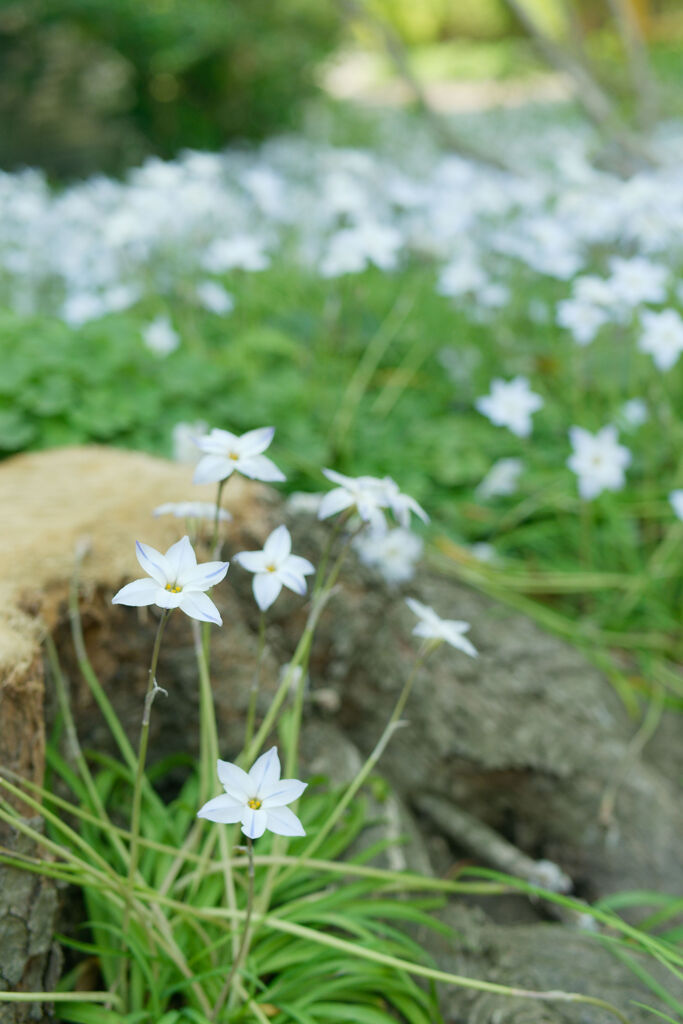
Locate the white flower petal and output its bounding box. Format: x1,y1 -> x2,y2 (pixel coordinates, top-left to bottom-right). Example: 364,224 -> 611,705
413,621 -> 439,639
261,778 -> 307,808
241,806 -> 268,840
181,560 -> 229,590
322,468 -> 353,487
197,794 -> 244,824
405,597 -> 431,620
317,488 -> 353,520
238,426 -> 275,457
249,746 -> 280,794
135,540 -> 170,586
235,550 -> 270,574
217,760 -> 251,801
178,591 -> 222,625
264,525 -> 291,563
253,572 -> 282,611
165,535 -> 196,580
237,454 -> 286,482
112,578 -> 159,607
285,554 -> 315,576
193,454 -> 234,485
448,634 -> 478,658
277,568 -> 307,596
155,587 -> 184,609
197,428 -> 238,454
264,806 -> 306,837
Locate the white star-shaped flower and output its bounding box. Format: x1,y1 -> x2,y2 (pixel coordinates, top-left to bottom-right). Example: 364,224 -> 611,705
567,425 -> 631,501
317,469 -> 388,531
112,536 -> 228,624
638,309 -> 683,372
234,525 -> 315,611
405,598 -> 477,657
475,377 -> 543,438
556,298 -> 609,346
197,746 -> 306,840
142,315 -> 180,356
193,426 -> 285,485
475,457 -> 523,499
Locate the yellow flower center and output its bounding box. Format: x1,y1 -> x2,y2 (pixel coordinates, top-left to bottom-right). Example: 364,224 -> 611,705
229,452 -> 239,460
265,564 -> 276,573
247,797 -> 262,810
165,583 -> 182,593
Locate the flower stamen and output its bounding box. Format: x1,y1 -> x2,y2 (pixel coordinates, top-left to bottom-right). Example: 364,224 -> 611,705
165,583 -> 182,593
247,797 -> 262,810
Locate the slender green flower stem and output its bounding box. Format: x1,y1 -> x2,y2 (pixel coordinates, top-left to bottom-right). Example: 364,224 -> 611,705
256,518 -> 368,916
244,612 -> 266,749
240,585 -> 334,767
311,511 -> 348,599
196,620 -> 220,806
118,609 -> 170,1004
211,478 -> 227,557
192,623 -> 239,964
285,518 -> 366,779
278,644 -> 432,889
211,838 -> 255,1021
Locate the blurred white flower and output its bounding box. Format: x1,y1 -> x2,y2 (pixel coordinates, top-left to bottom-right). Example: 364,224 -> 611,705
476,457 -> 523,499
354,527 -> 423,585
285,491 -> 325,516
194,426 -> 285,485
638,309 -> 683,371
475,377 -> 543,438
470,542 -> 497,563
572,275 -> 617,309
234,525 -> 314,611
405,598 -> 477,657
61,291 -> 107,326
196,281 -> 234,315
318,469 -> 388,532
567,425 -> 631,500
618,398 -> 648,430
476,281 -> 510,309
197,746 -> 306,839
669,490 -> 683,520
112,536 -> 228,624
172,420 -> 208,464
153,501 -> 231,522
102,283 -> 140,314
437,256 -> 487,298
607,257 -> 668,307
201,235 -> 270,273
556,298 -> 609,346
319,223 -> 402,277
143,315 -> 180,356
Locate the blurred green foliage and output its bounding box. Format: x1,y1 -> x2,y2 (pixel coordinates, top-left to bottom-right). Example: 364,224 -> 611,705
0,0 -> 341,177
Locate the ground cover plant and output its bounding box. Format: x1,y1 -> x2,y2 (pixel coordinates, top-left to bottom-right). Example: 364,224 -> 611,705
0,104 -> 681,712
